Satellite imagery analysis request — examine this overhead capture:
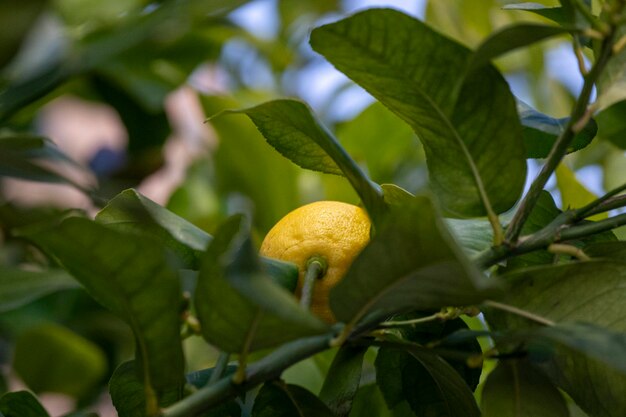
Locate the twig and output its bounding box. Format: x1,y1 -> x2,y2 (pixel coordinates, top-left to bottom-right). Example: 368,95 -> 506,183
482,300 -> 555,326
575,182 -> 626,219
547,243 -> 590,261
208,352 -> 231,385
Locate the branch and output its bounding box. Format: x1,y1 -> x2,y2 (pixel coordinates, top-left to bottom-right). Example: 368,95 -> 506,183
575,182 -> 626,218
161,334 -> 333,417
505,28 -> 617,243
475,212 -> 626,267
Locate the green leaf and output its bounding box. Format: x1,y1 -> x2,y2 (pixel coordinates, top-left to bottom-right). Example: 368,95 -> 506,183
469,24 -> 574,72
224,99 -> 386,223
517,101 -> 597,158
96,188 -> 212,269
395,314 -> 483,391
489,260 -> 626,417
0,267 -> 79,313
252,381 -> 335,417
319,346 -> 367,417
109,361 -> 145,417
110,361 -> 240,417
376,347 -> 480,417
481,360 -> 569,417
310,9 -> 526,216
12,323 -> 107,399
195,215 -> 328,353
556,164 -> 606,219
502,4 -> 571,27
0,0 -> 46,69
585,241 -> 626,259
330,195 -> 492,326
0,391 -> 49,417
0,133 -> 93,191
25,217 -> 186,408
202,95 -> 300,233
337,102 -> 423,185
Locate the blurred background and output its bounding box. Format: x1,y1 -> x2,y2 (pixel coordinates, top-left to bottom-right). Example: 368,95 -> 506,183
0,0 -> 624,415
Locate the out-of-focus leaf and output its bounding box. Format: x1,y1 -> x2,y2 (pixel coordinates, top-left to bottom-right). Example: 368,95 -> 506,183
195,215 -> 328,353
13,323 -> 107,399
556,163 -> 606,219
488,260 -> 626,417
311,9 -> 526,217
517,101 -> 597,158
0,391 -> 50,417
585,241 -> 626,259
481,360 -> 569,417
224,99 -> 386,223
330,195 -> 492,327
376,347 -> 480,417
502,3 -> 570,26
0,133 -> 94,191
0,267 -> 79,313
25,217 -> 186,408
469,24 -> 574,72
337,102 -> 422,185
252,381 -> 335,417
202,95 -> 300,233
319,346 -> 367,417
0,0 -> 46,69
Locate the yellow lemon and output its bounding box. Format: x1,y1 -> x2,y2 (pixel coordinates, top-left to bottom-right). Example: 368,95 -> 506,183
260,201 -> 370,323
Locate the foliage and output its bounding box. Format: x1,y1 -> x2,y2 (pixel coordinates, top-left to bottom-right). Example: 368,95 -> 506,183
1,1 -> 626,417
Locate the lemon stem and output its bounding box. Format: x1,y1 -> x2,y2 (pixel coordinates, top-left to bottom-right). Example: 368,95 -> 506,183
300,257 -> 326,309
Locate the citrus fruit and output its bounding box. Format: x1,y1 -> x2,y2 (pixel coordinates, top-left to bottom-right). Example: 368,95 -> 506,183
259,201 -> 370,323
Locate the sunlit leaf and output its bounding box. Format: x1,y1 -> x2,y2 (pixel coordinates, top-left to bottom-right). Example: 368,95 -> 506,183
556,163 -> 606,220
311,9 -> 526,216
224,99 -> 386,223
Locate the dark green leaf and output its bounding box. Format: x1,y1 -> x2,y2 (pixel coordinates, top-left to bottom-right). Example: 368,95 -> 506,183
518,101 -> 598,158
96,188 -> 211,269
25,217 -> 186,407
489,261 -> 626,417
252,381 -> 335,417
0,268 -> 79,313
330,195 -> 492,326
376,347 -> 480,417
0,0 -> 46,69
13,323 -> 107,399
109,361 -> 145,417
202,95 -> 300,233
585,241 -> 626,259
0,391 -> 49,417
395,314 -> 482,391
225,99 -> 386,223
481,360 -> 569,417
319,346 -> 367,417
469,24 -> 574,72
597,101 -> 626,149
195,215 -> 328,353
310,9 -> 526,216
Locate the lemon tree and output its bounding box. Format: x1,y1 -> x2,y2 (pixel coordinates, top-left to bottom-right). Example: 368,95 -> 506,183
2,2 -> 626,417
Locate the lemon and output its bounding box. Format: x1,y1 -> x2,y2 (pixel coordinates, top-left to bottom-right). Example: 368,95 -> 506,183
260,201 -> 370,323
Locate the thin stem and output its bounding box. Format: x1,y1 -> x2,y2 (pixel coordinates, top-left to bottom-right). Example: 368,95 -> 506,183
572,0 -> 608,33
483,300 -> 555,326
300,258 -> 325,309
378,312 -> 441,328
575,182 -> 626,218
208,352 -> 231,385
233,311 -> 263,385
505,29 -> 617,243
585,194 -> 626,217
547,243 -> 590,261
